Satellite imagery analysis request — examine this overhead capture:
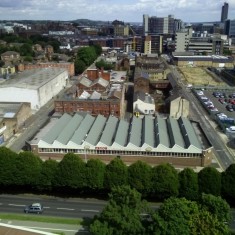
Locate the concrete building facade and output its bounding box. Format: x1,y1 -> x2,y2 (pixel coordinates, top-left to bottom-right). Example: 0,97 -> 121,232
0,68 -> 68,110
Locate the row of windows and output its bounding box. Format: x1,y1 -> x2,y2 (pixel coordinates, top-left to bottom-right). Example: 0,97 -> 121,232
38,148 -> 202,158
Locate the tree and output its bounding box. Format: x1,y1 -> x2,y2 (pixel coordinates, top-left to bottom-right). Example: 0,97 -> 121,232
149,197 -> 230,235
157,197 -> 199,235
0,147 -> 18,187
151,163 -> 179,200
89,186 -> 148,235
75,59 -> 86,74
191,209 -> 229,235
77,46 -> 96,66
36,159 -> 58,191
178,168 -> 199,200
19,43 -> 33,56
92,44 -> 102,56
14,151 -> 42,188
104,157 -> 128,190
222,164 -> 235,204
128,160 -> 152,194
86,159 -> 105,190
199,193 -> 231,223
198,167 -> 221,196
55,153 -> 86,189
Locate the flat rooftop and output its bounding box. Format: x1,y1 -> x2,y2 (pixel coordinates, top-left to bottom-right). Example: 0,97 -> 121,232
0,68 -> 67,90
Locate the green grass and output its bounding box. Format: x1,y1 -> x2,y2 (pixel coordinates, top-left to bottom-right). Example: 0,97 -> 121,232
0,213 -> 82,225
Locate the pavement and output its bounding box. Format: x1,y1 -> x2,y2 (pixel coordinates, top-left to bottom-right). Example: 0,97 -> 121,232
0,219 -> 90,235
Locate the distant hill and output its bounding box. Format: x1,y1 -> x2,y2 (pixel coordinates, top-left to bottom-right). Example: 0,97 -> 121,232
72,19 -> 111,26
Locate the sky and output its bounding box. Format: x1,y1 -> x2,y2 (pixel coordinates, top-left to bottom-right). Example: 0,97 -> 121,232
0,0 -> 234,23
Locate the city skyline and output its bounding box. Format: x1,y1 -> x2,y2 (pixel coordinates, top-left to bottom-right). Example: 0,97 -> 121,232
0,0 -> 234,23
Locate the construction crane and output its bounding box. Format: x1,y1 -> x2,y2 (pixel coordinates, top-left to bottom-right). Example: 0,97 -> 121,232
129,25 -> 136,52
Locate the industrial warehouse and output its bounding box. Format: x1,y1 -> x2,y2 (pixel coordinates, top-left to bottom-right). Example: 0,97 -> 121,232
29,112 -> 212,167
0,67 -> 69,110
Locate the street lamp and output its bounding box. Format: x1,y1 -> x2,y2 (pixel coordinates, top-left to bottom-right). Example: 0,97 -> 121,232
84,145 -> 90,163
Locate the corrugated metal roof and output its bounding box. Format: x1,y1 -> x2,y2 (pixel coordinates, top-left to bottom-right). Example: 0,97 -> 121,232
70,113 -> 95,145
99,116 -> 119,146
178,117 -> 201,149
129,116 -> 142,147
85,115 -> 107,146
56,114 -> 83,145
167,117 -> 185,148
91,77 -> 109,87
155,116 -> 170,147
114,119 -> 129,147
79,76 -> 92,87
42,113 -> 72,144
90,91 -> 101,99
143,115 -> 154,147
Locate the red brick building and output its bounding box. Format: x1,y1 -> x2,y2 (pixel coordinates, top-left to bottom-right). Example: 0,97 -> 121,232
16,62 -> 75,76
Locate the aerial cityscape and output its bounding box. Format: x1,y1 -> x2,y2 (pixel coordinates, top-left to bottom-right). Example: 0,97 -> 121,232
0,1 -> 235,234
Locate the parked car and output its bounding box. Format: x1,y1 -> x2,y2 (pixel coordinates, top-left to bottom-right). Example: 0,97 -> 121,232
200,96 -> 208,101
226,104 -> 233,112
213,91 -> 222,98
197,90 -> 204,96
24,203 -> 43,214
230,99 -> 235,105
229,94 -> 235,98
210,108 -> 218,112
232,104 -> 235,111
216,113 -> 227,118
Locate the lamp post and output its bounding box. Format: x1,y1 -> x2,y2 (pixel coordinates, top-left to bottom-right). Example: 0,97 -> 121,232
84,145 -> 90,163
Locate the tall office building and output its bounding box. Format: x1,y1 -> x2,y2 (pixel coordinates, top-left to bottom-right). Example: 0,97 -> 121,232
143,14 -> 149,36
221,2 -> 229,23
143,14 -> 175,36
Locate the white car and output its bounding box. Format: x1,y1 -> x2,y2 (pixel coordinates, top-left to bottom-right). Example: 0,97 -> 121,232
197,91 -> 204,96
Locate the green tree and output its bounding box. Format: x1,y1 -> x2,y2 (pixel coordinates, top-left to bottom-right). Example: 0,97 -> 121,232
92,44 -> 102,56
151,163 -> 179,200
89,186 -> 148,235
86,159 -> 105,190
191,209 -> 230,235
77,46 -> 97,66
19,43 -> 33,56
75,59 -> 86,74
95,59 -> 114,70
104,157 -> 128,190
156,197 -> 199,235
37,159 -> 58,191
14,151 -> 42,188
222,164 -> 235,203
179,168 -> 198,200
24,56 -> 33,62
198,167 -> 221,196
0,147 -> 18,187
55,153 -> 86,189
199,193 -> 231,223
128,160 -> 152,194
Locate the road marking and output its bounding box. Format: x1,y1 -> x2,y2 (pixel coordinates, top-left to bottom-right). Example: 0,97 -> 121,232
43,206 -> 50,209
81,209 -> 99,212
8,204 -> 25,207
22,226 -> 78,232
57,208 -> 75,211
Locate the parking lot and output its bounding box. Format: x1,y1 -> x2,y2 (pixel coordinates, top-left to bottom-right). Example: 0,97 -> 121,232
194,89 -> 235,132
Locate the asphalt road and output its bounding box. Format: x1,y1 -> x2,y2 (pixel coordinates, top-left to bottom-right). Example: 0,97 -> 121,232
0,194 -> 106,219
0,194 -> 235,231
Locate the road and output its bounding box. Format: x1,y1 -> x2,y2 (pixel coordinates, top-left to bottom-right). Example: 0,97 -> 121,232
0,194 -> 235,231
163,58 -> 235,170
0,194 -> 106,219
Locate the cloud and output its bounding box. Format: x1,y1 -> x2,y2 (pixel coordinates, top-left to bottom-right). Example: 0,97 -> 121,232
0,0 -> 234,23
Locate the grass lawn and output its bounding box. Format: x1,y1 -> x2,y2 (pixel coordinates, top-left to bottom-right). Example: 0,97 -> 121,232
0,213 -> 82,225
